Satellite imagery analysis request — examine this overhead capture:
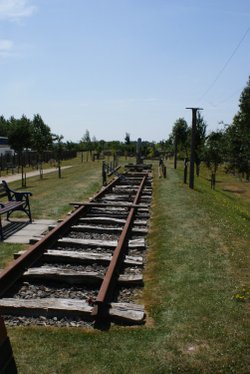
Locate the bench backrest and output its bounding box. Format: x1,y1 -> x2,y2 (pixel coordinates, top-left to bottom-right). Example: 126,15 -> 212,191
0,183 -> 7,199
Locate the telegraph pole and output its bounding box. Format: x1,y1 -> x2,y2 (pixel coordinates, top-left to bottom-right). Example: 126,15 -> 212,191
186,107 -> 203,189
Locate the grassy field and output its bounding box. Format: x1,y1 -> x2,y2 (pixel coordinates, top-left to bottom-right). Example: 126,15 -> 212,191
0,155 -> 103,268
1,158 -> 249,373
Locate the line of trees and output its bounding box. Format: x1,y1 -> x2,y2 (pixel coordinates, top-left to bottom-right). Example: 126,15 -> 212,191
0,114 -> 76,179
165,76 -> 250,186
79,130 -> 164,160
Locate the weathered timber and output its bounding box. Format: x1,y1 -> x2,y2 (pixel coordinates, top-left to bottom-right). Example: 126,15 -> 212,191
0,299 -> 145,324
70,202 -> 149,208
113,185 -> 152,190
71,224 -> 122,234
79,217 -> 126,225
71,224 -> 148,235
15,249 -> 144,266
109,302 -> 145,324
23,266 -> 143,286
79,217 -> 148,226
24,266 -> 103,285
118,273 -> 143,286
0,298 -> 93,318
99,194 -> 130,201
58,237 -> 146,250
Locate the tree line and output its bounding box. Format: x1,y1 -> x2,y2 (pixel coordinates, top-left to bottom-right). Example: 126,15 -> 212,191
0,114 -> 76,180
1,76 -> 249,184
164,76 -> 250,185
0,115 -> 163,162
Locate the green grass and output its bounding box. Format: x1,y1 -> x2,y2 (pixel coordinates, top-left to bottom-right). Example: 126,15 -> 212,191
2,159 -> 249,373
9,156 -> 104,219
0,243 -> 27,268
0,155 -> 104,268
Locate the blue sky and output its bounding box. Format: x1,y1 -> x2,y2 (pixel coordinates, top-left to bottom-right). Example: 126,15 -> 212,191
0,0 -> 249,142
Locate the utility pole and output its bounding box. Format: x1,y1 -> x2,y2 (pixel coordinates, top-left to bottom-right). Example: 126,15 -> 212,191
186,107 -> 203,189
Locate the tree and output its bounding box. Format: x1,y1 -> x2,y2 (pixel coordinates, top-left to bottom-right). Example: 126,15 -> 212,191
204,130 -> 225,189
172,118 -> 189,168
31,114 -> 52,178
7,115 -> 32,186
80,130 -> 92,161
0,115 -> 8,136
225,77 -> 250,179
194,112 -> 207,176
8,115 -> 32,155
52,134 -> 64,178
125,133 -> 130,145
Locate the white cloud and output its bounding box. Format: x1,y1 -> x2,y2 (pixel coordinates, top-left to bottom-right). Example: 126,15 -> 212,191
0,0 -> 36,20
0,38 -> 14,56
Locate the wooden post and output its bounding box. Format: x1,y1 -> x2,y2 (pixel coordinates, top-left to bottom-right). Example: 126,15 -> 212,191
183,158 -> 188,184
102,161 -> 107,185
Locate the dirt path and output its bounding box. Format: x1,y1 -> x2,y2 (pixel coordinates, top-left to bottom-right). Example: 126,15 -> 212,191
1,166 -> 72,183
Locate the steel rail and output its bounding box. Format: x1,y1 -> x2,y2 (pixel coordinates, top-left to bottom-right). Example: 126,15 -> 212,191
0,176 -> 120,298
92,173 -> 148,322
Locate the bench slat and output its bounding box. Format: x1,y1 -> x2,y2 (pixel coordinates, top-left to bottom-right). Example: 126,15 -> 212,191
0,201 -> 25,214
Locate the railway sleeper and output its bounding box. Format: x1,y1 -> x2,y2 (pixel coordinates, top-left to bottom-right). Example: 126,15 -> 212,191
57,237 -> 146,250
14,249 -> 144,266
70,224 -> 148,235
0,298 -> 145,324
21,266 -> 144,287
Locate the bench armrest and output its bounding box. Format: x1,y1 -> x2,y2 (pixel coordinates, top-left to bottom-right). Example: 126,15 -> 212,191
13,191 -> 32,201
2,181 -> 32,202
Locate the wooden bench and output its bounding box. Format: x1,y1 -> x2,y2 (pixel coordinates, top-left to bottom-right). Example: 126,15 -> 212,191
0,180 -> 32,240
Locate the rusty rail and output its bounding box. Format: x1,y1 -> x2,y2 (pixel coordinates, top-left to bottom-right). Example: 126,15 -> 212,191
0,177 -> 119,298
92,173 -> 148,322
0,169 -> 150,327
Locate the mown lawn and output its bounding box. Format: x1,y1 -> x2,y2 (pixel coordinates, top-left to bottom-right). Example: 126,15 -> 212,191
0,155 -> 104,268
2,159 -> 250,373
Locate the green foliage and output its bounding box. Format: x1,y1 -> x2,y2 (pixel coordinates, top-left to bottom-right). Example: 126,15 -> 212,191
172,117 -> 189,155
124,132 -> 130,145
194,112 -> 207,174
31,114 -> 52,155
7,115 -> 32,154
0,115 -> 8,136
224,76 -> 250,178
204,130 -> 225,173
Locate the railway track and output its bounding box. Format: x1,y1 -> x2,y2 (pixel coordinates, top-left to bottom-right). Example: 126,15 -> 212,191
0,164 -> 152,328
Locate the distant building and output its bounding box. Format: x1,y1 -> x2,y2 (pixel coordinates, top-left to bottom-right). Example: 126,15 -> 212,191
0,137 -> 14,156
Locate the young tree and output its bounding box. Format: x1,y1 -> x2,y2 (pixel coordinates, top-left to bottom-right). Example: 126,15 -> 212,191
172,118 -> 189,168
7,115 -> 32,185
8,115 -> 32,154
204,130 -> 225,189
80,130 -> 92,161
194,112 -> 207,176
31,114 -> 52,178
52,134 -> 64,178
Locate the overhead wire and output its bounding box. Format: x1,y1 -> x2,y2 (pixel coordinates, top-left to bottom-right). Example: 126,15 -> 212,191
197,26 -> 250,102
